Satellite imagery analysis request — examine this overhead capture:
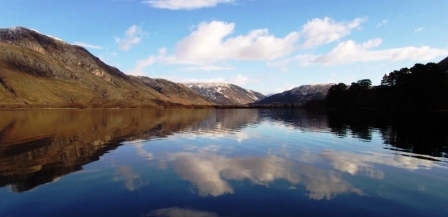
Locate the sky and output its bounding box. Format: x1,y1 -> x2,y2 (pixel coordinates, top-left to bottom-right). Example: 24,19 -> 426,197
1,0 -> 448,94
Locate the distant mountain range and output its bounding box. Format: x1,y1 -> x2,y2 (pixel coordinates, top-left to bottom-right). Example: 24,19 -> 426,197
255,84 -> 334,105
184,83 -> 265,105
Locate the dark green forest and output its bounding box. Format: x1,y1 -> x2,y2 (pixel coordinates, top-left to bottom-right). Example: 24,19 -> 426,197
321,62 -> 448,110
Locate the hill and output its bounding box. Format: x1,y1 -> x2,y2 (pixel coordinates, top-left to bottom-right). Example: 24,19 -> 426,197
0,27 -> 215,108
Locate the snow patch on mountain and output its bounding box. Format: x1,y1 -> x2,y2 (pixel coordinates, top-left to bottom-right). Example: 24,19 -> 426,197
184,83 -> 265,105
0,27 -> 67,44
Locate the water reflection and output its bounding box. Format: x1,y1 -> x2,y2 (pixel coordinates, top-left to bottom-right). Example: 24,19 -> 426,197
1,108 -> 448,217
114,165 -> 147,191
134,142 -> 363,200
1,108 -> 447,194
0,109 -> 212,192
148,207 -> 218,217
327,110 -> 448,158
260,109 -> 329,132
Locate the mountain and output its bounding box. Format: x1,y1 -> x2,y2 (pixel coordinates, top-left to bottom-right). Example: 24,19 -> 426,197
255,84 -> 334,105
438,56 -> 448,72
0,27 -> 215,108
184,83 -> 265,105
130,76 -> 213,106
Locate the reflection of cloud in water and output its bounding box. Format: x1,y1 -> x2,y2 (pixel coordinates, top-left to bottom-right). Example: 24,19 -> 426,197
235,131 -> 248,143
299,167 -> 364,200
114,166 -> 147,191
321,150 -> 441,179
147,207 -> 218,217
320,150 -> 385,179
135,144 -> 155,161
171,152 -> 235,197
167,130 -> 252,144
169,151 -> 362,199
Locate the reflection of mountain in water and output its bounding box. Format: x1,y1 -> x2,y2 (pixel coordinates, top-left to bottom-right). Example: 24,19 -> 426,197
1,108 -> 447,192
190,109 -> 261,132
0,109 -> 212,192
327,111 -> 448,159
259,109 -> 329,131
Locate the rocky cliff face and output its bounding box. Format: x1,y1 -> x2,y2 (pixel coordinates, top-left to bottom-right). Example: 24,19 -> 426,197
184,83 -> 265,105
0,27 -> 214,108
255,84 -> 333,105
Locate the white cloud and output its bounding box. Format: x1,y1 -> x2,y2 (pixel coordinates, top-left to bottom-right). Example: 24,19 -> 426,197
115,25 -> 144,51
72,42 -> 102,50
128,48 -> 167,75
162,74 -> 250,86
297,38 -> 448,65
131,20 -> 299,72
174,21 -> 299,64
300,17 -> 365,48
376,19 -> 389,27
228,74 -> 249,85
171,77 -> 227,84
134,21 -> 298,71
414,27 -> 424,33
143,0 -> 234,10
183,65 -> 234,71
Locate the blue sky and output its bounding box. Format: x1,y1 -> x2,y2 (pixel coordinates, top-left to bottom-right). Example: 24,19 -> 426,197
2,0 -> 448,94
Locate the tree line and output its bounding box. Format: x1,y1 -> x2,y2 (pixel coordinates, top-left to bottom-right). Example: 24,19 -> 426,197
321,62 -> 448,110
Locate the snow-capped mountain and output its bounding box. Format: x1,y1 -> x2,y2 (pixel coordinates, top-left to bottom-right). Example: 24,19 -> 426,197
255,84 -> 334,105
184,83 -> 265,105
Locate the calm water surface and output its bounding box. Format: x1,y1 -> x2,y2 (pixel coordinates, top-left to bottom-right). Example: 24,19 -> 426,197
0,109 -> 447,217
